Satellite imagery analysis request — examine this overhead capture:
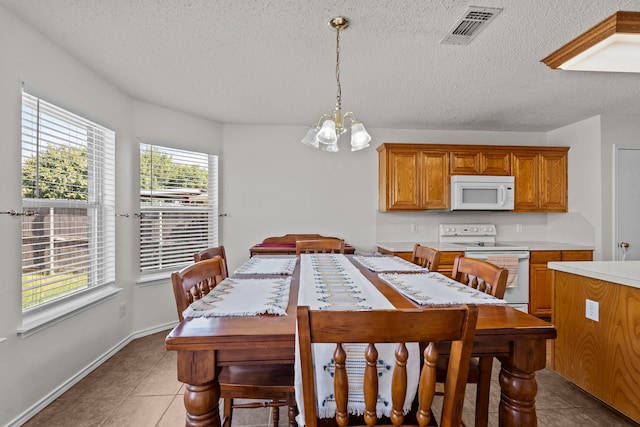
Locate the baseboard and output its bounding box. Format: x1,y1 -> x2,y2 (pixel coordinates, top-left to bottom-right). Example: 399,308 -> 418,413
7,321 -> 178,427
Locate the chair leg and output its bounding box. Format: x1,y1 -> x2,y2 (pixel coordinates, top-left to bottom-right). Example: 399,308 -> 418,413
272,406 -> 279,427
222,398 -> 233,427
474,356 -> 493,427
287,397 -> 298,427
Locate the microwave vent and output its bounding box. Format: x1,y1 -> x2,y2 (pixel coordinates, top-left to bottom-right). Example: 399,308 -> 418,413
440,6 -> 502,46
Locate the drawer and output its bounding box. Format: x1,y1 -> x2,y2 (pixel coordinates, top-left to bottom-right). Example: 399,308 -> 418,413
530,250 -> 562,264
561,250 -> 593,261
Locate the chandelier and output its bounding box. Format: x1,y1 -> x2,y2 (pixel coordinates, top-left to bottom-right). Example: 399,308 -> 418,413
301,16 -> 371,152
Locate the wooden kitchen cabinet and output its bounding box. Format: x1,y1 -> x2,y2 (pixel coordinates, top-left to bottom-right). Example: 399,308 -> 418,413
529,249 -> 592,318
378,143 -> 568,213
512,148 -> 568,212
378,144 -> 449,211
449,148 -> 511,176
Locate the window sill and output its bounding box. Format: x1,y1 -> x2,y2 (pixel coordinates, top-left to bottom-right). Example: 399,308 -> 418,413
18,286 -> 122,337
137,264 -> 189,287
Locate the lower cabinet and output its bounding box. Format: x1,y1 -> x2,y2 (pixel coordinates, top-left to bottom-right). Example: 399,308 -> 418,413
529,250 -> 593,318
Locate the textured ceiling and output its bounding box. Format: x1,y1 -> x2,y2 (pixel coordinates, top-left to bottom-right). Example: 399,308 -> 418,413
3,0 -> 640,132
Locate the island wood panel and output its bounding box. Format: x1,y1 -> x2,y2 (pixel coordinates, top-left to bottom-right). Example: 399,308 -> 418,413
553,271 -> 640,423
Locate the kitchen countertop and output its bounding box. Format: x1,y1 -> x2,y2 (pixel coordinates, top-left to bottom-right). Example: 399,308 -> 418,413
377,241 -> 595,253
548,261 -> 640,289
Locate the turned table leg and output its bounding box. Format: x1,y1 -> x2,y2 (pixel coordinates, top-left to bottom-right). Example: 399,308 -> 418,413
497,338 -> 547,427
177,350 -> 222,427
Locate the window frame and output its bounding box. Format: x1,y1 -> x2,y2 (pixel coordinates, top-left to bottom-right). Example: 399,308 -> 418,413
19,91 -> 117,329
138,142 -> 218,281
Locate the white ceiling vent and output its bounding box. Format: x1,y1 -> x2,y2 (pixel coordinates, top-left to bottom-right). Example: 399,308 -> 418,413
440,6 -> 502,46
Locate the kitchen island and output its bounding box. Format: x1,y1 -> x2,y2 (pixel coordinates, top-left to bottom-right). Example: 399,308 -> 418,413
549,261 -> 640,424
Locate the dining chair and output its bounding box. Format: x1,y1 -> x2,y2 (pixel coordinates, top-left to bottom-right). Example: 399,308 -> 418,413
171,257 -> 297,427
412,244 -> 441,271
297,304 -> 479,427
437,256 -> 508,427
295,238 -> 345,255
194,245 -> 228,276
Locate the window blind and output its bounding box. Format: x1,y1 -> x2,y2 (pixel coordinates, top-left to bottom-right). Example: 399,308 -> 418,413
21,92 -> 115,312
139,143 -> 217,272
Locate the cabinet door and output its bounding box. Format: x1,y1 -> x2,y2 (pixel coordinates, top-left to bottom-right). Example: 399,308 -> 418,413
421,151 -> 449,209
450,149 -> 510,176
450,151 -> 481,175
539,151 -> 568,212
481,151 -> 511,175
512,151 -> 538,211
385,149 -> 422,210
529,251 -> 561,318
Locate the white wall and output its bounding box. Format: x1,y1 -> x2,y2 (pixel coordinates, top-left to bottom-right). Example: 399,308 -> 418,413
600,115 -> 640,259
547,116 -> 602,258
0,6 -> 222,425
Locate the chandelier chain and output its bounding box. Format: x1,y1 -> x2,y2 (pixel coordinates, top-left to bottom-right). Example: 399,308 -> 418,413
335,25 -> 342,110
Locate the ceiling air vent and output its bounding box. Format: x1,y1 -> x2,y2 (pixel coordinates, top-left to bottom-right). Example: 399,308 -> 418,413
440,6 -> 502,46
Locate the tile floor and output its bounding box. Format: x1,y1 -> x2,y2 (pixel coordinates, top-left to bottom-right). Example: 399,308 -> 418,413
22,331 -> 639,427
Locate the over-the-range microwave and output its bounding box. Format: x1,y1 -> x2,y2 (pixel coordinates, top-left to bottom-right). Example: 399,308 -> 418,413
450,175 -> 515,211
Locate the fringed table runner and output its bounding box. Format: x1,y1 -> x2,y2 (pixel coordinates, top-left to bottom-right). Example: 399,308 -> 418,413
353,255 -> 429,272
182,277 -> 291,318
234,256 -> 297,275
295,254 -> 419,426
379,272 -> 507,306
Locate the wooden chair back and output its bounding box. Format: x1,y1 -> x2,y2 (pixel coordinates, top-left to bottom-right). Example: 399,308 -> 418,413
194,245 -> 228,277
451,256 -> 508,298
297,305 -> 478,427
171,256 -> 227,321
295,239 -> 345,255
412,244 -> 441,271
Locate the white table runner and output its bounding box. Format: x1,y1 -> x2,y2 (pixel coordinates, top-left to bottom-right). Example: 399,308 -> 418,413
353,255 -> 429,272
234,256 -> 297,275
181,277 -> 291,318
379,272 -> 507,306
295,254 -> 419,426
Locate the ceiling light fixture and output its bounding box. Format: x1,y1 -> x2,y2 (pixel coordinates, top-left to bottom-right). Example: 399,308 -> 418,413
542,11 -> 640,72
301,16 -> 371,152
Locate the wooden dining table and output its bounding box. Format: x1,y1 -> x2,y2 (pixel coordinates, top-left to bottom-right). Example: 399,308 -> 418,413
165,255 -> 557,427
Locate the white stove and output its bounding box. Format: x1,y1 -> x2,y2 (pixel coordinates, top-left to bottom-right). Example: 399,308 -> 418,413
439,224 -> 529,251
439,224 -> 530,313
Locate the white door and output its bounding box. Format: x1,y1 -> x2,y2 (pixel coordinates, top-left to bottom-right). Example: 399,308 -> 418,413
615,146 -> 640,261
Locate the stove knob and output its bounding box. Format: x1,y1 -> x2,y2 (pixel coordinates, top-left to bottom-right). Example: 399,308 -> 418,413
473,227 -> 478,232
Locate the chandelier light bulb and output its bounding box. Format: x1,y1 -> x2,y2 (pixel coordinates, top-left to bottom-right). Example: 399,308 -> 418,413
316,120 -> 338,145
350,122 -> 371,151
301,127 -> 320,148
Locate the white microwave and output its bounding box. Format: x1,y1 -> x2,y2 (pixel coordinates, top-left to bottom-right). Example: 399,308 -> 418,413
450,175 -> 515,211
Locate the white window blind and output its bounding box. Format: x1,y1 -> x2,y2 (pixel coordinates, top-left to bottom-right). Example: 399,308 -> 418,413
139,143 -> 217,272
21,92 -> 115,312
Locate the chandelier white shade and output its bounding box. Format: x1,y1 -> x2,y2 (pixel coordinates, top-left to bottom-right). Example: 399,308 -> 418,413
301,16 -> 371,152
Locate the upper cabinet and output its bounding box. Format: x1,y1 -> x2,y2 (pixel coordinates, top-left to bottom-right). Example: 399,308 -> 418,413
378,144 -> 449,211
449,148 -> 511,176
512,148 -> 568,212
378,143 -> 568,213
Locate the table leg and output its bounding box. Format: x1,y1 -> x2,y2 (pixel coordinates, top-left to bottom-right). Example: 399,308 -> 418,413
177,350 -> 221,427
497,338 -> 547,427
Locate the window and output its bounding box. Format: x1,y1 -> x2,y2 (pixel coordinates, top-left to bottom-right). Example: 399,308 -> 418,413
21,92 -> 115,312
139,143 -> 217,273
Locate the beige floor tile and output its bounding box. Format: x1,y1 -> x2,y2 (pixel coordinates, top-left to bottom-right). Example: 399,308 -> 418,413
100,395 -> 174,427
157,394 -> 188,427
130,368 -> 182,396
23,396 -> 124,427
